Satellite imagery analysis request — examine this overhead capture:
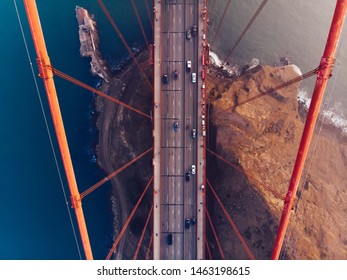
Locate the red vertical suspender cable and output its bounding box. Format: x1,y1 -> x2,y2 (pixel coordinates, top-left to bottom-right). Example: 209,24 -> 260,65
271,0 -> 347,260
23,0 -> 93,260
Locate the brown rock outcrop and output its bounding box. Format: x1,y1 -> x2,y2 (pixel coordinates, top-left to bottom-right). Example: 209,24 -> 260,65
207,64 -> 347,259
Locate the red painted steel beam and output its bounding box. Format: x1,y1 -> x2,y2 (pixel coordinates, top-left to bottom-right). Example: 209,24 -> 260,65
206,178 -> 255,259
131,0 -> 150,50
271,0 -> 347,260
97,0 -> 153,90
23,0 -> 93,259
206,208 -> 225,259
211,0 -> 231,46
145,0 -> 153,32
81,147 -> 153,199
133,205 -> 153,260
146,234 -> 153,260
52,67 -> 151,119
207,148 -> 285,200
106,176 -> 154,260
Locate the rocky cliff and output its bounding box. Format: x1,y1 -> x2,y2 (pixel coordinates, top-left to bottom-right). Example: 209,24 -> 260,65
207,64 -> 347,259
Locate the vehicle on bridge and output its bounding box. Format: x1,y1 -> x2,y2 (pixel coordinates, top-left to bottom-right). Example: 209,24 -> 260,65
173,69 -> 179,79
191,25 -> 197,36
185,218 -> 191,229
186,29 -> 191,39
185,171 -> 191,181
186,60 -> 191,72
192,128 -> 196,138
162,74 -> 168,84
191,216 -> 196,225
191,164 -> 196,174
174,122 -> 179,132
192,72 -> 196,83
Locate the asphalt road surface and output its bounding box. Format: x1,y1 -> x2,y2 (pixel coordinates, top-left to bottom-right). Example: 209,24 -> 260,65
160,0 -> 200,260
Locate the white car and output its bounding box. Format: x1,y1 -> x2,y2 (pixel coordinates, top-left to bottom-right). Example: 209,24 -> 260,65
186,60 -> 191,72
191,165 -> 196,174
192,72 -> 196,83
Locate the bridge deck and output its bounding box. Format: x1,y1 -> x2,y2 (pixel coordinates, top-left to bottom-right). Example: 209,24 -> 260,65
153,0 -> 207,260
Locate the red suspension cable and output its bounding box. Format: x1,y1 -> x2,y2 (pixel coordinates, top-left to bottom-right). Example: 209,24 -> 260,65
205,239 -> 212,260
206,208 -> 225,259
206,178 -> 255,260
207,148 -> 285,200
52,67 -> 151,119
271,0 -> 347,260
81,147 -> 153,199
211,0 -> 231,46
225,0 -> 269,61
106,176 -> 154,260
145,0 -> 153,32
133,205 -> 153,260
97,0 -> 153,90
146,234 -> 153,260
131,0 -> 150,50
237,67 -> 319,107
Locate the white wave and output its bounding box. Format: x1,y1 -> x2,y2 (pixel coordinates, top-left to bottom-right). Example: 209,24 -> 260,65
209,51 -> 241,76
298,89 -> 347,133
209,51 -> 223,67
291,64 -> 302,76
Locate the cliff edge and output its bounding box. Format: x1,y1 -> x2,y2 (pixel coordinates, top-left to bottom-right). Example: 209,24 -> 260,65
207,64 -> 347,259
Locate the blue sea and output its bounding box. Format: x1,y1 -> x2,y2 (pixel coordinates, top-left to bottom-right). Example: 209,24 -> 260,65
1,0 -> 346,260
0,0 -> 151,260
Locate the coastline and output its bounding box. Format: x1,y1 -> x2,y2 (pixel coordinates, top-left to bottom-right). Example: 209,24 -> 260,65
76,6 -> 154,259
76,7 -> 346,260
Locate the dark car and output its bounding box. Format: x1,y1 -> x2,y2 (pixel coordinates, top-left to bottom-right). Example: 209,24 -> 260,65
191,216 -> 196,225
174,122 -> 179,132
185,218 -> 191,229
162,74 -> 168,84
167,234 -> 173,245
192,25 -> 197,36
185,171 -> 191,181
173,69 -> 179,79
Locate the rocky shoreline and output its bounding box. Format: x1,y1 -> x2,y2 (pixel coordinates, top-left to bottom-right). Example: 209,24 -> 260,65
76,7 -> 347,260
76,7 -> 153,259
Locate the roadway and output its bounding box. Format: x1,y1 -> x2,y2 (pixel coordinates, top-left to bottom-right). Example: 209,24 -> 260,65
153,0 -> 206,260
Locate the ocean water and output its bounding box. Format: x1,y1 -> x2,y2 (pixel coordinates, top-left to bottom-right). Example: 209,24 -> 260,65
1,0 -> 346,260
209,0 -> 347,120
0,0 -> 151,260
